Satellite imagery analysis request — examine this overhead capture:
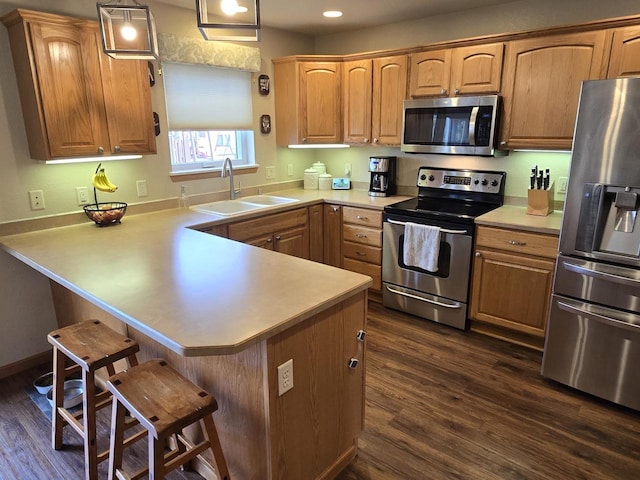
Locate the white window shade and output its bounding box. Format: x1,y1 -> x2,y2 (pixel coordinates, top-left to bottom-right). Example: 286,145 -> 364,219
163,62 -> 253,130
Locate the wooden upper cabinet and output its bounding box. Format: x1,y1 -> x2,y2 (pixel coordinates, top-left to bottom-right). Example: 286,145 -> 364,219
409,43 -> 503,97
343,59 -> 373,144
451,43 -> 504,95
274,59 -> 342,146
1,9 -> 156,160
409,49 -> 452,97
607,26 -> 640,78
98,44 -> 156,154
500,31 -> 608,150
342,55 -> 407,146
371,55 -> 407,146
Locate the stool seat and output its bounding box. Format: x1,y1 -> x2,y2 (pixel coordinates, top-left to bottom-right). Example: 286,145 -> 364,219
107,359 -> 230,480
48,319 -> 139,372
48,319 -> 139,480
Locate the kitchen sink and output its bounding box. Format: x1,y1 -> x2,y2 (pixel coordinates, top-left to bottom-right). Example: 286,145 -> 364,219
190,196 -> 299,217
239,195 -> 299,206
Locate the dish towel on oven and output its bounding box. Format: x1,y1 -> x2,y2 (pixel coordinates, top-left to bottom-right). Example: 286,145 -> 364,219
403,222 -> 441,272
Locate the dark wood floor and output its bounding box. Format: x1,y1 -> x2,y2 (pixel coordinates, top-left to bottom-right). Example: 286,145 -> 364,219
1,302 -> 639,479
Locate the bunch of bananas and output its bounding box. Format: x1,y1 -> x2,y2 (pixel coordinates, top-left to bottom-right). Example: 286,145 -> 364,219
92,168 -> 118,193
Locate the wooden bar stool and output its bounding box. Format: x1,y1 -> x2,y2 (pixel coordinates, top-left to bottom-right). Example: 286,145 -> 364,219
48,319 -> 140,480
106,359 -> 230,480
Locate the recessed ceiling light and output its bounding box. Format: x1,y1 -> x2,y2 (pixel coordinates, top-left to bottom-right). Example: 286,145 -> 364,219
323,10 -> 343,18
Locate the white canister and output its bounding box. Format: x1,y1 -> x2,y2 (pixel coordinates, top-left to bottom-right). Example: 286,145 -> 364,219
304,168 -> 319,189
311,162 -> 326,175
319,173 -> 333,190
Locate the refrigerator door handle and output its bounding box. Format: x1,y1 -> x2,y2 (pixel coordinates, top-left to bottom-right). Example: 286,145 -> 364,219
556,301 -> 640,333
562,261 -> 640,288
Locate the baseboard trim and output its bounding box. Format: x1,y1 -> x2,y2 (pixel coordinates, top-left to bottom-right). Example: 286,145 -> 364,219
0,350 -> 51,380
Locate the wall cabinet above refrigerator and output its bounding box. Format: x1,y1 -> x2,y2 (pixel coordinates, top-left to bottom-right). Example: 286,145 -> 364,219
1,9 -> 156,161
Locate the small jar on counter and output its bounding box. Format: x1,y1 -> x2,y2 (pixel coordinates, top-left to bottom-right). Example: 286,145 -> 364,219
319,173 -> 333,190
304,168 -> 319,189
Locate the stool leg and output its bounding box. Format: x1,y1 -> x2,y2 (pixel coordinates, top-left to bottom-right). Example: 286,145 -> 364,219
108,398 -> 126,480
202,415 -> 230,480
82,369 -> 99,480
51,346 -> 66,450
150,433 -> 166,480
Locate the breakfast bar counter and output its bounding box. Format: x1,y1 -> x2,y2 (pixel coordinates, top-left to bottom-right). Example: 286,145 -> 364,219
0,206 -> 372,480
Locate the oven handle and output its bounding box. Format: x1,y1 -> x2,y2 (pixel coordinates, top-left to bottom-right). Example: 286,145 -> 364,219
387,219 -> 468,235
385,285 -> 463,309
469,106 -> 479,146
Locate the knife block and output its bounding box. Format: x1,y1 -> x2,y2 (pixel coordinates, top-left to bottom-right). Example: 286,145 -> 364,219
527,181 -> 554,216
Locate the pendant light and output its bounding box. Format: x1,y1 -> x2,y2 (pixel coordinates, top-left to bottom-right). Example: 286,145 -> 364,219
196,0 -> 261,42
97,0 -> 159,60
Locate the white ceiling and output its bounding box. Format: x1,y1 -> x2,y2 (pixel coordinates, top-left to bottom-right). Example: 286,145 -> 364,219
161,0 -> 518,35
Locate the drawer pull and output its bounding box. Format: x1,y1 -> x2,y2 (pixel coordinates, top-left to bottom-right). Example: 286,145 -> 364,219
356,330 -> 366,342
356,251 -> 367,257
347,358 -> 359,369
508,240 -> 527,246
356,215 -> 369,221
355,233 -> 367,239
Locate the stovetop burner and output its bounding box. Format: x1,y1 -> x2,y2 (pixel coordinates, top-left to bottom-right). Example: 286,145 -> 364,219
384,167 -> 506,224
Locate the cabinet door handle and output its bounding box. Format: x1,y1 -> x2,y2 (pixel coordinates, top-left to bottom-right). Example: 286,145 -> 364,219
440,88 -> 447,95
302,137 -> 307,143
331,206 -> 339,212
454,88 -> 460,95
508,240 -> 526,246
114,145 -> 121,153
373,138 -> 379,144
274,235 -> 281,241
347,358 -> 359,369
265,238 -> 273,244
355,215 -> 369,220
356,330 -> 366,342
98,146 -> 104,153
364,138 -> 370,143
475,252 -> 481,257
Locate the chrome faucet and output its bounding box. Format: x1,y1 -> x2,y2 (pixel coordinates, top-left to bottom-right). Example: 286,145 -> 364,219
221,157 -> 241,200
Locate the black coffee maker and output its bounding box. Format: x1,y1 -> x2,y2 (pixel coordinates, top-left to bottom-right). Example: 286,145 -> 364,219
368,156 -> 397,197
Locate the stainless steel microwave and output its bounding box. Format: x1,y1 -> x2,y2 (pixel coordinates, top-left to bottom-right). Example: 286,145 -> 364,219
401,95 -> 502,156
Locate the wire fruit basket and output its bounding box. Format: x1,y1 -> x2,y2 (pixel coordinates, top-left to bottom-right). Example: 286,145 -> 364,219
84,202 -> 127,226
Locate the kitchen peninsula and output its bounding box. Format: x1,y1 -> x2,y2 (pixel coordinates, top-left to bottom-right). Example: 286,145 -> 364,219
0,205 -> 372,480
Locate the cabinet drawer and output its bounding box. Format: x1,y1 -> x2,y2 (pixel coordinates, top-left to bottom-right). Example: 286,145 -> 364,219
228,208 -> 308,242
343,224 -> 382,247
342,207 -> 382,228
475,226 -> 558,259
343,258 -> 381,291
343,241 -> 382,265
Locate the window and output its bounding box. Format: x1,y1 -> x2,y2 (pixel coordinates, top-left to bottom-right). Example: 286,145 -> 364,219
163,62 -> 255,173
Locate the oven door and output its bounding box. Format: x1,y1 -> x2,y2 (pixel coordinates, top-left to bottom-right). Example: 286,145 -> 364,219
382,214 -> 473,329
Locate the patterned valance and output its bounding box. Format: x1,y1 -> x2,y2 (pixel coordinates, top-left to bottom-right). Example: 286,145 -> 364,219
157,33 -> 261,72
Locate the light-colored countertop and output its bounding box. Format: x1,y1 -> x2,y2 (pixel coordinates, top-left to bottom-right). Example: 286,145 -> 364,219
475,205 -> 563,235
0,189 -> 409,357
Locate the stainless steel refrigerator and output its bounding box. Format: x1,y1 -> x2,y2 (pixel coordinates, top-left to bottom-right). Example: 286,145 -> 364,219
541,77 -> 640,411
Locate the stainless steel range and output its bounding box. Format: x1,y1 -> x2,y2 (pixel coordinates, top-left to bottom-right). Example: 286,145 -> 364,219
383,167 -> 506,329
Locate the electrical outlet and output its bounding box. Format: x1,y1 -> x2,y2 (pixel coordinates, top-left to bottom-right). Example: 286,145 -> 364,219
277,359 -> 293,396
287,164 -> 293,176
29,190 -> 45,210
266,166 -> 276,179
76,187 -> 90,205
136,180 -> 148,197
345,163 -> 352,177
558,177 -> 569,194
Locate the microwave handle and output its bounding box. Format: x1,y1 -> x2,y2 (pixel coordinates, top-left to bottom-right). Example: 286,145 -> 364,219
468,106 -> 479,146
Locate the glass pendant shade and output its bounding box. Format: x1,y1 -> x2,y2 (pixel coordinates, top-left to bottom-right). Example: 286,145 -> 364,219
196,0 -> 261,42
97,2 -> 159,59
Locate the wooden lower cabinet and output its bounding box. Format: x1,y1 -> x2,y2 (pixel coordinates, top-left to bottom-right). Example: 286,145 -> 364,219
228,208 -> 310,259
342,206 -> 383,291
470,226 -> 558,350
324,204 -> 342,267
309,204 -> 324,262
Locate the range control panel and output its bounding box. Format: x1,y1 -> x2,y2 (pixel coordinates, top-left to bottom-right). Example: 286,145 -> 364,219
417,167 -> 505,194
